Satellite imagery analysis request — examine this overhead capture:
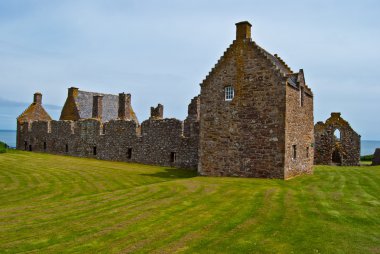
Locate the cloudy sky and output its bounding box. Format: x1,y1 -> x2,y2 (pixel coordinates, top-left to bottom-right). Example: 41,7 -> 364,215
0,0 -> 379,140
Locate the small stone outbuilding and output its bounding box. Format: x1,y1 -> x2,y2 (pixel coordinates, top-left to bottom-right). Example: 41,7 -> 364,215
314,113 -> 360,166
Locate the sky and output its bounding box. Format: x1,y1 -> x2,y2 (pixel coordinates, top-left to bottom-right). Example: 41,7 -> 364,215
0,0 -> 379,140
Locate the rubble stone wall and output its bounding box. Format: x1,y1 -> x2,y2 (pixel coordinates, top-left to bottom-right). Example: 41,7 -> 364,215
199,39 -> 288,178
284,81 -> 314,179
314,113 -> 360,166
17,117 -> 199,169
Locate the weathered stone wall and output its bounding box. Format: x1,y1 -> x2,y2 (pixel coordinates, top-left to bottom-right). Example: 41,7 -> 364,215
18,116 -> 199,169
199,38 -> 287,178
198,22 -> 314,179
314,113 -> 360,166
284,74 -> 314,179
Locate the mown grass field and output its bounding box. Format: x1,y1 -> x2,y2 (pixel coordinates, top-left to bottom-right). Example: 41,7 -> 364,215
0,151 -> 379,253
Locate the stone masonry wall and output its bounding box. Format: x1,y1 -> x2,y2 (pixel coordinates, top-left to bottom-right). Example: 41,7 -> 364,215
284,77 -> 314,179
18,116 -> 199,169
199,38 -> 287,178
314,113 -> 360,166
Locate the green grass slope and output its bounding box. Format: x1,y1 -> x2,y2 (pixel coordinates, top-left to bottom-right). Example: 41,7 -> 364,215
0,151 -> 379,254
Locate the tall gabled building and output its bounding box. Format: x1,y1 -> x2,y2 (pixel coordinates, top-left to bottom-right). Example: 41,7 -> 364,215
198,21 -> 314,179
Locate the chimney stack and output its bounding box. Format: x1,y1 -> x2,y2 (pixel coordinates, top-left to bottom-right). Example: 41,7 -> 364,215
150,104 -> 163,120
118,93 -> 132,120
33,92 -> 42,104
92,95 -> 103,120
68,87 -> 79,97
236,21 -> 252,41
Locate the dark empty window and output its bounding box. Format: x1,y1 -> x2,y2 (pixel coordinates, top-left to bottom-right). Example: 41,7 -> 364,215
300,87 -> 304,107
170,152 -> 177,163
292,145 -> 297,160
93,146 -> 97,156
43,142 -> 47,151
24,141 -> 27,150
306,146 -> 309,158
65,144 -> 69,153
127,148 -> 132,159
29,145 -> 32,151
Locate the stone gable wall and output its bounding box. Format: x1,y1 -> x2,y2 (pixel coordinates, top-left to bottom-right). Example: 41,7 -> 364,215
314,113 -> 360,166
199,39 -> 289,178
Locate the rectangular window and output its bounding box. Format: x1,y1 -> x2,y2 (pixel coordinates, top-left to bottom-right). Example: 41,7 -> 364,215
306,146 -> 309,158
225,86 -> 234,101
65,144 -> 69,153
170,152 -> 177,163
127,148 -> 132,159
292,145 -> 297,160
43,142 -> 47,151
93,146 -> 97,156
29,145 -> 32,151
24,141 -> 27,150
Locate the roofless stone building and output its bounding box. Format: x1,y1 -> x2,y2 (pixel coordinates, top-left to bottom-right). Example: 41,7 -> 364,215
314,113 -> 361,166
17,21 -> 314,179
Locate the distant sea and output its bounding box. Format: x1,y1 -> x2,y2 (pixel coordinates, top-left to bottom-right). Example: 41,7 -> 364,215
0,130 -> 379,155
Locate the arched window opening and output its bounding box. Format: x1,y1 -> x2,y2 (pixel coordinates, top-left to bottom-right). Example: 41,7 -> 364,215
334,129 -> 341,141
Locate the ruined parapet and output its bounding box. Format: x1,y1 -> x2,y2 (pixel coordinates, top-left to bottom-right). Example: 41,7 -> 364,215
314,112 -> 361,166
184,96 -> 200,137
150,104 -> 163,120
372,149 -> 380,166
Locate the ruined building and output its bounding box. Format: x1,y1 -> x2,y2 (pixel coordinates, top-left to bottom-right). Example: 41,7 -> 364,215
314,113 -> 360,166
17,21 -> 314,179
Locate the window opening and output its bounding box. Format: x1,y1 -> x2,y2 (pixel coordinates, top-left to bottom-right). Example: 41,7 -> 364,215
334,129 -> 341,141
292,145 -> 297,160
127,148 -> 132,159
170,152 -> 177,163
225,86 -> 234,101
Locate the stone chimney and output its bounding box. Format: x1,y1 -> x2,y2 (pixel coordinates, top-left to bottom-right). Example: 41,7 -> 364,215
68,87 -> 79,97
92,95 -> 103,120
33,92 -> 42,105
236,21 -> 252,40
118,93 -> 132,120
150,104 -> 163,120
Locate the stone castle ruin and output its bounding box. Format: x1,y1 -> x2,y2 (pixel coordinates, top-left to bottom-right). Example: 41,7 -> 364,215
17,21 -> 314,179
314,113 -> 361,166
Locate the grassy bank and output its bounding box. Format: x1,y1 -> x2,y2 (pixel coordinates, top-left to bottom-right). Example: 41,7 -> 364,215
0,150 -> 379,253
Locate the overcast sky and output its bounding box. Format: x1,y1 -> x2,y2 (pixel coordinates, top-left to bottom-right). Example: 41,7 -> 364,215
0,0 -> 379,140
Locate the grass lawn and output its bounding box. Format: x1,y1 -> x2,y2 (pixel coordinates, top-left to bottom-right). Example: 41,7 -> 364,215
0,151 -> 379,253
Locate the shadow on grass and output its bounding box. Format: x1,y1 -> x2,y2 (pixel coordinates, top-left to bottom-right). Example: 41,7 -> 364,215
140,168 -> 197,179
